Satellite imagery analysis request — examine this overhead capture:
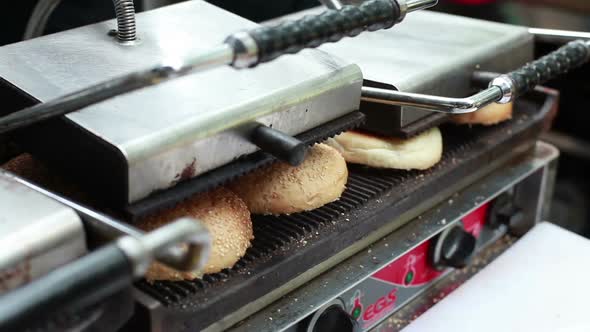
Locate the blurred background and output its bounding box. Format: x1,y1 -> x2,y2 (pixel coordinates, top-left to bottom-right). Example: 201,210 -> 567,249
0,0 -> 589,235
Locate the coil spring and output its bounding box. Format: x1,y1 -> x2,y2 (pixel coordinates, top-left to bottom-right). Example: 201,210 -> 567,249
112,0 -> 137,42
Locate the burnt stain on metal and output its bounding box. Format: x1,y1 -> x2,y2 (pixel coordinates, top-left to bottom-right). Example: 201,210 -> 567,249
0,255 -> 32,292
172,158 -> 197,185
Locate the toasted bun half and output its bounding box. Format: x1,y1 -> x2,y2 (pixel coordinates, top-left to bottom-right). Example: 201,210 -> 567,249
452,102 -> 513,126
325,127 -> 442,170
137,188 -> 253,281
3,153 -> 58,185
229,143 -> 348,215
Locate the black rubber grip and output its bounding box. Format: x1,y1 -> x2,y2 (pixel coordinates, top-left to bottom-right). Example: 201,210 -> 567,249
507,40 -> 590,97
250,125 -> 308,166
0,245 -> 133,331
238,0 -> 399,66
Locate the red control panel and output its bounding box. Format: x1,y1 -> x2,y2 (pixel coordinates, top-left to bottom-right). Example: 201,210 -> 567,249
344,203 -> 491,330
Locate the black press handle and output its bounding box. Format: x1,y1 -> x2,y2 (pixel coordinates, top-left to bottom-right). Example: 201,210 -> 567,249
0,245 -> 132,331
250,125 -> 308,166
227,0 -> 401,67
507,40 -> 590,98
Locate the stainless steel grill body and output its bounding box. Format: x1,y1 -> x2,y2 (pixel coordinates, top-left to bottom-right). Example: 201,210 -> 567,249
0,0 -> 362,203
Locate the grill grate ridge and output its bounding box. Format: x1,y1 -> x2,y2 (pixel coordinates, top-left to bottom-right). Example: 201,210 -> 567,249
160,281 -> 193,297
261,224 -> 300,242
339,195 -> 363,208
250,232 -> 282,249
152,282 -> 182,304
175,281 -> 202,293
320,204 -> 348,215
344,186 -> 373,200
304,210 -> 331,222
273,220 -> 310,237
282,215 -> 315,231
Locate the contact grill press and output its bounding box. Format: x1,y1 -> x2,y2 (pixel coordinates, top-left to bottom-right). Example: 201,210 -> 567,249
0,0 -> 587,331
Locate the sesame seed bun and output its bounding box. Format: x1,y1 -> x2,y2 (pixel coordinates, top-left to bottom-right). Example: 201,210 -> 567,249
229,143 -> 348,215
137,187 -> 253,281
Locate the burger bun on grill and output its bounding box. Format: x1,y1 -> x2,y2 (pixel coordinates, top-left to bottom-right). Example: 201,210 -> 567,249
137,187 -> 253,281
2,153 -> 89,202
325,127 -> 442,170
452,102 -> 513,126
229,143 -> 348,215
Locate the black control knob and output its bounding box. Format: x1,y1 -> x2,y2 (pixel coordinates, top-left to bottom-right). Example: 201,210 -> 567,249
312,305 -> 356,332
430,225 -> 477,270
300,301 -> 358,332
488,193 -> 524,230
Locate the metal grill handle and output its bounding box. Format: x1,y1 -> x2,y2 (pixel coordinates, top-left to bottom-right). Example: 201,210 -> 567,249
494,40 -> 590,101
226,0 -> 401,67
